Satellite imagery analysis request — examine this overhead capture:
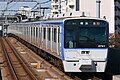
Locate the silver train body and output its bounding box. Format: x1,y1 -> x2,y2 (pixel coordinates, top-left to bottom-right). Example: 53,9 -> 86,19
8,17 -> 109,72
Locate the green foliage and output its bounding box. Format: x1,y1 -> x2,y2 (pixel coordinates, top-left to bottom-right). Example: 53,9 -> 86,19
110,37 -> 120,48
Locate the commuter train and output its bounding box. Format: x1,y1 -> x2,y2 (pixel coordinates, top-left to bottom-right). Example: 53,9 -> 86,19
8,16 -> 109,72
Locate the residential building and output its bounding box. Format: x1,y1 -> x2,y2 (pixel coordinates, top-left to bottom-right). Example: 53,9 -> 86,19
18,6 -> 35,18
51,0 -> 60,14
66,0 -> 80,12
51,0 -> 80,14
115,0 -> 120,35
80,0 -> 114,33
50,0 -> 118,33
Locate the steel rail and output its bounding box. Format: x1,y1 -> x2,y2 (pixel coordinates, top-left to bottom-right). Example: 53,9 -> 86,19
0,37 -> 19,80
5,37 -> 38,80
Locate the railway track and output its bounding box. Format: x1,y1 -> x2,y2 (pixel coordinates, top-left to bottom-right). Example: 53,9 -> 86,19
0,37 -> 72,80
0,37 -> 38,80
9,37 -> 72,80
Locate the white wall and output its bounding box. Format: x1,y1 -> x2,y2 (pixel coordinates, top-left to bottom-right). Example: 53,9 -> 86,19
80,0 -> 115,33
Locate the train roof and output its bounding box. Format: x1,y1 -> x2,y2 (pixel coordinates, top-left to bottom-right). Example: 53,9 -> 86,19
13,16 -> 108,25
32,17 -> 108,24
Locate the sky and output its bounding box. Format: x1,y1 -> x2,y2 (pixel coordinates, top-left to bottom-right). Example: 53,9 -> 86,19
0,0 -> 51,15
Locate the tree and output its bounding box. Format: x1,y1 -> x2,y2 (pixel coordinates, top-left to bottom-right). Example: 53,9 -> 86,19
109,33 -> 120,48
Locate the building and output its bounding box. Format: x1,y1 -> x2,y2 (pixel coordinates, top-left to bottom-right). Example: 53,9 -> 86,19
17,6 -> 35,18
51,0 -> 114,33
51,0 -> 60,14
80,0 -> 114,33
115,0 -> 120,35
66,0 -> 80,12
51,0 -> 68,14
51,0 -> 80,14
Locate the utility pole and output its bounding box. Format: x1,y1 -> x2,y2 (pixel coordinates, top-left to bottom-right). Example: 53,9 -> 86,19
37,4 -> 41,16
4,1 -> 13,36
32,0 -> 51,17
5,1 -> 9,24
39,4 -> 41,16
96,0 -> 101,18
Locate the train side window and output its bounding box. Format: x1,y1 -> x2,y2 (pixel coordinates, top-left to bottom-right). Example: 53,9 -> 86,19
23,26 -> 26,35
36,27 -> 38,37
58,27 -> 60,43
26,25 -> 28,35
28,25 -> 30,35
52,27 -> 54,41
23,26 -> 25,35
33,27 -> 35,37
26,26 -> 28,35
54,28 -> 56,42
28,26 -> 30,35
43,28 -> 46,39
39,27 -> 41,37
31,27 -> 32,35
48,28 -> 51,41
40,25 -> 43,38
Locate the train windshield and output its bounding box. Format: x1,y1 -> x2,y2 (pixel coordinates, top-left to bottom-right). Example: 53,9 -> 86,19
64,19 -> 108,48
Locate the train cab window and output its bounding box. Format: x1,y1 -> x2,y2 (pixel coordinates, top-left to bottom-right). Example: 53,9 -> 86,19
43,28 -> 46,39
64,27 -> 76,48
64,19 -> 108,48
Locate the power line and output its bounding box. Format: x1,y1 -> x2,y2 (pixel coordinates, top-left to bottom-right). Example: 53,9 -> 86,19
8,2 -> 18,9
32,0 -> 51,10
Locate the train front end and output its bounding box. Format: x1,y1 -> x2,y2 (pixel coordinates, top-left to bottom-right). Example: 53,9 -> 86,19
62,18 -> 109,72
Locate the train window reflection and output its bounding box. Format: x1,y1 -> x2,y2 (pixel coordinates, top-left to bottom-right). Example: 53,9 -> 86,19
64,27 -> 107,48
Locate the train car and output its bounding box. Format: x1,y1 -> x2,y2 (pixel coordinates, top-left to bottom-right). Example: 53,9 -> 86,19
8,16 -> 109,72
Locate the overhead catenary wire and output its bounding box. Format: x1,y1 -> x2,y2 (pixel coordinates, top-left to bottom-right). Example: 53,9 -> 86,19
32,0 -> 51,10
8,2 -> 18,9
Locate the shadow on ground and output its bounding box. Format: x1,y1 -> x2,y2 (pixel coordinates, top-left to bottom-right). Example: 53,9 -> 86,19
106,48 -> 120,75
